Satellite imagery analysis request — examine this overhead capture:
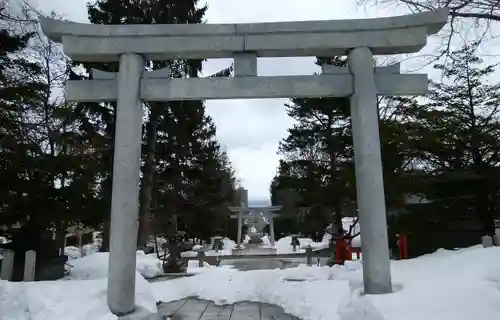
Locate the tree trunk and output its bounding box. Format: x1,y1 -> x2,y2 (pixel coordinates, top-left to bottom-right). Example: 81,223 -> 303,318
100,220 -> 110,252
328,133 -> 344,235
100,173 -> 114,252
137,104 -> 159,248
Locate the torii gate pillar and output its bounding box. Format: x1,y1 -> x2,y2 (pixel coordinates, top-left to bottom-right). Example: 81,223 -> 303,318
348,47 -> 391,293
236,188 -> 248,249
106,53 -> 144,315
268,214 -> 276,247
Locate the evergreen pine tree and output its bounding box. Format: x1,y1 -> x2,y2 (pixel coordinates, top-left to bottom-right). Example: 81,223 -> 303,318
84,0 -> 235,247
272,58 -> 417,235
408,43 -> 500,236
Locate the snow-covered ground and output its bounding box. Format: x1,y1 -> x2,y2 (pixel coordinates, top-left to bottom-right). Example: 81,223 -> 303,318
1,249 -> 162,320
66,250 -> 163,280
151,245 -> 500,320
2,245 -> 500,320
64,244 -> 100,260
181,237 -> 239,258
261,217 -> 361,254
262,235 -> 330,254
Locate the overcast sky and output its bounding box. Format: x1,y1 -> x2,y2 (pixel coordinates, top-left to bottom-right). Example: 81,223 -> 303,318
32,0 -> 431,201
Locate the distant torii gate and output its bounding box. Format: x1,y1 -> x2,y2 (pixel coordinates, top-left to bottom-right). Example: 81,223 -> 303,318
228,205 -> 282,248
228,188 -> 282,248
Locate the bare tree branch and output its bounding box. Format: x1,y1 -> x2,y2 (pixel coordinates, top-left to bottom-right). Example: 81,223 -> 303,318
358,0 -> 500,61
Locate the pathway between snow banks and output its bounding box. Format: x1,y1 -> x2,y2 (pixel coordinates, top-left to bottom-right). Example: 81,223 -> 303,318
1,246 -> 500,320
158,298 -> 300,319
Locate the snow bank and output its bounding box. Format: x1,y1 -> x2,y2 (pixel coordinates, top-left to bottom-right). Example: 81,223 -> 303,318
64,246 -> 82,260
192,244 -> 203,251
64,244 -> 104,260
223,237 -> 237,251
135,251 -> 164,279
0,273 -> 156,320
67,250 -> 163,280
270,236 -> 329,254
243,234 -> 250,244
1,251 -> 160,320
182,237 -> 237,258
186,259 -> 213,271
151,246 -> 500,320
261,235 -> 272,246
82,243 -> 99,256
265,217 -> 362,252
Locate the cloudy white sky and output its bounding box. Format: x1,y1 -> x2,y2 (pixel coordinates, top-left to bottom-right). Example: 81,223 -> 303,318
33,0 -> 433,201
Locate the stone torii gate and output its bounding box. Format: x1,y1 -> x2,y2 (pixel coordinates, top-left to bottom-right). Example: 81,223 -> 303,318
228,205 -> 282,248
228,187 -> 282,248
40,9 -> 447,317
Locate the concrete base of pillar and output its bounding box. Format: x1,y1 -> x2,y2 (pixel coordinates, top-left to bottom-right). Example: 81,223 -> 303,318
118,307 -> 164,320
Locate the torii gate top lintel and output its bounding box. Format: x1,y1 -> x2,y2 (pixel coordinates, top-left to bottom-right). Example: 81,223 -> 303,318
39,9 -> 448,61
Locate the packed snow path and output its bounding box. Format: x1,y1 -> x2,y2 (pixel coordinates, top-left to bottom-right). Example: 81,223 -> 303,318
232,243 -> 277,256
218,243 -> 329,271
158,298 -> 301,319
221,243 -> 298,271
221,257 -> 300,271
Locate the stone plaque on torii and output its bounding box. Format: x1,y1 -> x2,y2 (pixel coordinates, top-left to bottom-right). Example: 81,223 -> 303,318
40,9 -> 448,318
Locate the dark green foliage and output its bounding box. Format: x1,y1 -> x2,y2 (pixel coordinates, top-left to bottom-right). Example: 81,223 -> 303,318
0,16 -> 80,264
271,58 -> 407,235
272,57 -> 355,235
272,45 -> 500,252
0,26 -> 47,232
84,0 -> 236,245
1,0 -> 236,258
408,43 -> 500,236
387,43 -> 500,255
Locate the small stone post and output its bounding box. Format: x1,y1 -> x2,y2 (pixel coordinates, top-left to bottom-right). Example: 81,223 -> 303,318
305,245 -> 313,266
236,188 -> 248,249
23,250 -> 36,281
197,250 -> 206,268
107,53 -> 145,316
348,46 -> 392,294
77,229 -> 83,254
291,235 -> 299,252
166,240 -> 180,270
213,236 -> 223,252
482,235 -> 493,248
236,209 -> 243,248
494,230 -> 500,246
0,250 -> 15,281
269,214 -> 276,247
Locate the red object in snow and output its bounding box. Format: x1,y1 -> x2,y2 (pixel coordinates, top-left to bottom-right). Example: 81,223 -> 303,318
397,233 -> 408,259
335,235 -> 362,264
335,238 -> 348,265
